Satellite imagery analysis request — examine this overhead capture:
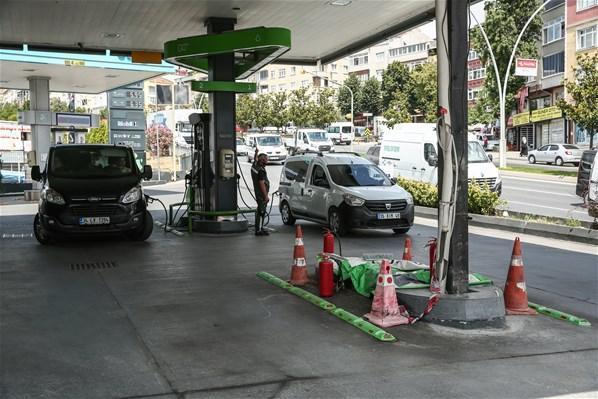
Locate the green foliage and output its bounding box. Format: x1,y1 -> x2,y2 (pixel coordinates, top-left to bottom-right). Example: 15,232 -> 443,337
146,123 -> 173,156
381,61 -> 413,110
359,77 -> 382,116
557,53 -> 598,149
383,91 -> 411,127
268,92 -> 288,131
288,87 -> 313,128
470,0 -> 543,120
0,102 -> 19,121
253,94 -> 271,129
337,74 -> 362,118
311,88 -> 338,127
397,177 -> 504,215
86,120 -> 109,144
236,94 -> 255,130
409,62 -> 438,122
468,90 -> 495,125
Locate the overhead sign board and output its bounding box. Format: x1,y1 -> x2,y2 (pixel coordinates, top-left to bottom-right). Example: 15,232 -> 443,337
513,112 -> 531,127
530,106 -> 562,123
515,58 -> 537,77
108,81 -> 146,165
55,112 -> 92,127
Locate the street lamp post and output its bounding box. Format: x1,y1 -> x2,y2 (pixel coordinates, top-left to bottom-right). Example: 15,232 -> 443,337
470,0 -> 551,168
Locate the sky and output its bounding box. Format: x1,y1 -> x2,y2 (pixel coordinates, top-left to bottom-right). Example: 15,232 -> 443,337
420,0 -> 487,39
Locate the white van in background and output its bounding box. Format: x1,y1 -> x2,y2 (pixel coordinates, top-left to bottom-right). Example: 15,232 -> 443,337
245,133 -> 287,163
327,122 -> 354,145
286,128 -> 334,154
379,123 -> 502,194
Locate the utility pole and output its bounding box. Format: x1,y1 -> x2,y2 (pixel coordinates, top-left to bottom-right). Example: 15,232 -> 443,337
171,82 -> 176,181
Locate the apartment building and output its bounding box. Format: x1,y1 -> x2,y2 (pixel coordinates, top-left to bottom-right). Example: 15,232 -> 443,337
467,49 -> 486,106
565,0 -> 597,145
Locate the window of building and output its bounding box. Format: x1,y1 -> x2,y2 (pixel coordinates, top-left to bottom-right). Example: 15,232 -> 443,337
290,82 -> 296,89
407,60 -> 426,71
356,73 -> 370,82
467,88 -> 481,101
376,69 -> 384,79
259,70 -> 269,80
331,64 -> 337,71
279,84 -> 286,92
468,67 -> 486,81
343,65 -> 349,72
542,52 -> 564,77
352,54 -> 368,66
278,69 -> 286,78
577,0 -> 597,11
468,49 -> 479,60
577,25 -> 597,50
376,52 -> 385,61
389,42 -> 428,58
301,80 -> 309,88
290,67 -> 296,76
259,85 -> 268,94
542,16 -> 565,44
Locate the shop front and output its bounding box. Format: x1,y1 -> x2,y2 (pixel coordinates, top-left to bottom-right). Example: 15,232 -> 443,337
512,111 -> 533,151
530,106 -> 565,147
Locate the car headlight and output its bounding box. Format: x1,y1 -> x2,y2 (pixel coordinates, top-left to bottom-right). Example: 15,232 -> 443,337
122,187 -> 141,204
405,194 -> 414,205
343,193 -> 365,207
41,187 -> 66,205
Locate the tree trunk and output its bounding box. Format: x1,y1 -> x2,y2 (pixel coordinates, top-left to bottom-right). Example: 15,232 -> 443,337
590,128 -> 595,150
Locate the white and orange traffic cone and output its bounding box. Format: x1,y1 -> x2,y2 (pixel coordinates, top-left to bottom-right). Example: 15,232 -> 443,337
504,237 -> 536,315
290,225 -> 309,286
364,259 -> 410,327
402,237 -> 413,261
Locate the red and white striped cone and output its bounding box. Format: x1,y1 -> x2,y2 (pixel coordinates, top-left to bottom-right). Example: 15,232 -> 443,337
364,259 -> 410,327
402,237 -> 413,261
504,237 -> 536,315
290,225 -> 309,286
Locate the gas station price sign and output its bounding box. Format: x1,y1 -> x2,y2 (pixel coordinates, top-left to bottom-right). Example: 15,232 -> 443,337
108,82 -> 146,164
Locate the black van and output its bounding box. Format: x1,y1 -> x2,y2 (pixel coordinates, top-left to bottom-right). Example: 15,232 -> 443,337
31,144 -> 153,244
576,150 -> 596,200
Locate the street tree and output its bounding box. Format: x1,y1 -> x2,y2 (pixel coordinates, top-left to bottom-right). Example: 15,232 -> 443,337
468,89 -> 496,125
0,102 -> 19,121
146,123 -> 173,156
381,61 -> 413,110
383,91 -> 411,127
236,94 -> 255,130
470,0 -> 543,123
269,91 -> 289,132
86,120 -> 109,144
288,88 -> 313,128
558,53 -> 598,149
410,62 -> 438,122
311,88 -> 338,127
360,77 -> 382,116
253,94 -> 272,129
337,74 -> 362,118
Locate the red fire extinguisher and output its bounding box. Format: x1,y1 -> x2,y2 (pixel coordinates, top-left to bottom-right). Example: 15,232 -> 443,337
319,256 -> 335,298
323,230 -> 334,254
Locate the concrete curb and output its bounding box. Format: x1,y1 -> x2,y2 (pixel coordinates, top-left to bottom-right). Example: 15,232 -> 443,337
415,206 -> 598,245
499,170 -> 577,183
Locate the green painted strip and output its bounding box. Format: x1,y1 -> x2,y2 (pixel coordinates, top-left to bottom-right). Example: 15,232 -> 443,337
191,81 -> 256,93
528,302 -> 591,327
256,272 -> 396,342
329,308 -> 396,342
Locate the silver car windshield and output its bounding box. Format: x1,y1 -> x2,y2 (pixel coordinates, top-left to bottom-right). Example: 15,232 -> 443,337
468,141 -> 490,163
327,164 -> 391,187
257,136 -> 281,146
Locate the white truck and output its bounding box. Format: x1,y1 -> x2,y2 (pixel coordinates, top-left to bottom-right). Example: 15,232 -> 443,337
379,123 -> 502,195
285,128 -> 333,154
327,122 -> 354,145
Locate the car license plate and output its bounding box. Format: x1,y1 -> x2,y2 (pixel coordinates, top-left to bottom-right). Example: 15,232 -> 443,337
377,212 -> 400,220
79,217 -> 110,225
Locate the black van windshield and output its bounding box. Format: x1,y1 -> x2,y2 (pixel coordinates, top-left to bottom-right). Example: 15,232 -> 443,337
50,147 -> 135,178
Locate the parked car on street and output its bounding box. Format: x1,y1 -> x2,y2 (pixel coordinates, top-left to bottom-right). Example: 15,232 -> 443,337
236,137 -> 249,157
576,150 -> 596,200
366,144 -> 380,165
528,143 -> 582,166
278,152 -> 414,236
31,144 -> 154,244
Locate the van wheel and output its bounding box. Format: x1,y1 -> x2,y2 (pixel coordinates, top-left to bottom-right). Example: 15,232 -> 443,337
528,155 -> 536,164
329,207 -> 348,236
33,213 -> 51,245
393,228 -> 410,235
555,157 -> 563,166
129,211 -> 153,241
280,201 -> 296,225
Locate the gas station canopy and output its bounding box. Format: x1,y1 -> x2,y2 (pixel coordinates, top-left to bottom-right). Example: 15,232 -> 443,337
0,0 -> 435,64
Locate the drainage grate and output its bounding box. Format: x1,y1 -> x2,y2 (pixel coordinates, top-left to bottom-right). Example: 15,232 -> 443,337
70,261 -> 117,271
1,233 -> 33,239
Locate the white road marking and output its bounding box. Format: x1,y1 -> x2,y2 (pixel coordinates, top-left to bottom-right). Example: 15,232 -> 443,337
503,186 -> 576,198
414,217 -> 597,256
506,200 -> 587,215
502,175 -> 575,186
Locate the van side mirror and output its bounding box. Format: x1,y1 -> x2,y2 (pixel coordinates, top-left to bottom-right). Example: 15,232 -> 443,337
142,165 -> 153,180
390,177 -> 397,185
427,155 -> 438,167
31,165 -> 42,181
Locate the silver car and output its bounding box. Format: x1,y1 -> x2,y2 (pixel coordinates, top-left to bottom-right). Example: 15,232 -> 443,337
278,153 -> 414,236
528,143 -> 582,166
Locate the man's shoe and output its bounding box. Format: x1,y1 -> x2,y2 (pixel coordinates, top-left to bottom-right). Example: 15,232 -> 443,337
255,230 -> 270,236
261,230 -> 270,236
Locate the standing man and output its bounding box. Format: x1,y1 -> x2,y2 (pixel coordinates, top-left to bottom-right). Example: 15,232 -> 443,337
251,150 -> 270,236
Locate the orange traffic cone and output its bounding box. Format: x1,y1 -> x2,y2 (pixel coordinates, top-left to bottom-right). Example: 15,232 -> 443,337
504,237 -> 536,315
290,225 -> 309,286
364,259 -> 410,327
402,237 -> 412,261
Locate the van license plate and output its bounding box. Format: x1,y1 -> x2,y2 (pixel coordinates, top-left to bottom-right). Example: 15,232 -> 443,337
79,217 -> 110,225
377,212 -> 400,220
